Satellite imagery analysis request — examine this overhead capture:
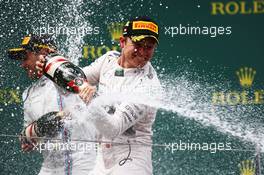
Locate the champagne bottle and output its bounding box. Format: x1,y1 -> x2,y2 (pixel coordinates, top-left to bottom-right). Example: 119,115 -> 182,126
44,54 -> 87,93
21,111 -> 65,144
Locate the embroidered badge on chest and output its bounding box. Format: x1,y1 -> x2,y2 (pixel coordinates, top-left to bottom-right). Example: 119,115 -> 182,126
114,68 -> 124,77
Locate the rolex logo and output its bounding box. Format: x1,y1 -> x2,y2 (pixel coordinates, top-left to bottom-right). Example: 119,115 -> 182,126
238,160 -> 255,175
236,67 -> 256,88
108,22 -> 124,41
212,67 -> 263,105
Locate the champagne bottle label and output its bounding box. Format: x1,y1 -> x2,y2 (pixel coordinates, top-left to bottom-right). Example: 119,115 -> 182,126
44,56 -> 87,93
44,56 -> 68,77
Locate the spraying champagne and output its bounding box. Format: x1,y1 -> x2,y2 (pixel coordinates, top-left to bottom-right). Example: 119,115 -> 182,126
20,111 -> 65,144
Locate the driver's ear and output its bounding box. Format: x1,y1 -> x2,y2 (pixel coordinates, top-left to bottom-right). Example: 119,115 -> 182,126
119,36 -> 126,48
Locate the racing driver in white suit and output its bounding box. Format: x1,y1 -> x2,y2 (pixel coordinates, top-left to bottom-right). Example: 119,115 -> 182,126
79,16 -> 162,175
8,34 -> 96,175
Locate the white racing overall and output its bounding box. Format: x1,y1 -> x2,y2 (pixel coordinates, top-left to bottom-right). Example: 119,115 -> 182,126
82,51 -> 161,175
23,76 -> 96,175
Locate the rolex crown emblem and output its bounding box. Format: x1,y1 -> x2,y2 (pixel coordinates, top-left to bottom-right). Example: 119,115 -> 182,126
236,67 -> 256,88
238,159 -> 255,175
108,22 -> 124,42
